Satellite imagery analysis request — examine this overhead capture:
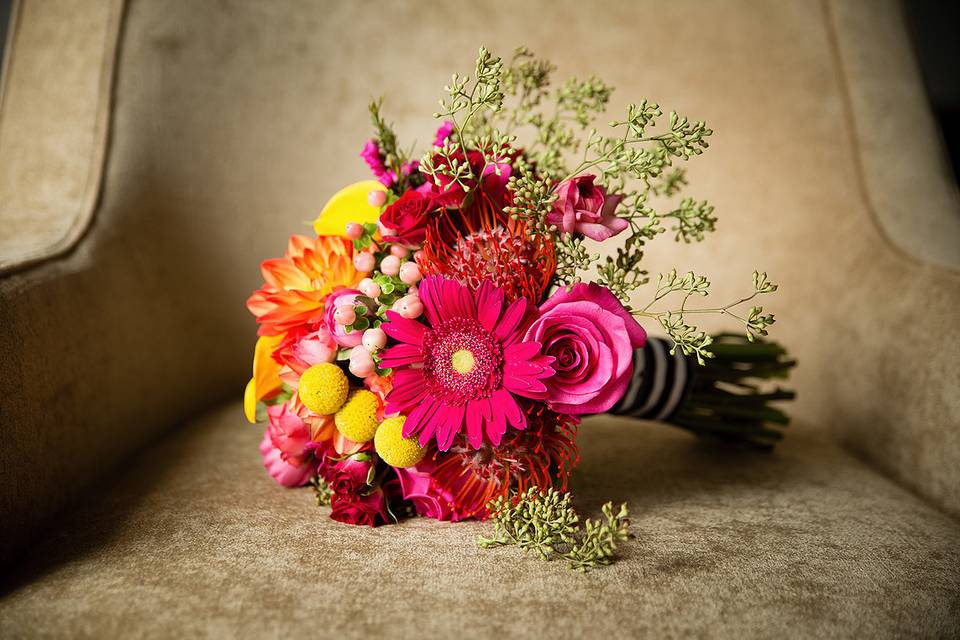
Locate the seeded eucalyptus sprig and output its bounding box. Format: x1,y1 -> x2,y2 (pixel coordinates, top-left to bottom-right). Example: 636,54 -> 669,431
477,487 -> 632,572
633,270 -> 780,364
410,46 -> 784,364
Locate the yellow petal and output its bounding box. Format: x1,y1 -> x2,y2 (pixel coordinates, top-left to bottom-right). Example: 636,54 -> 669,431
249,334 -> 284,421
312,180 -> 386,237
244,377 -> 258,423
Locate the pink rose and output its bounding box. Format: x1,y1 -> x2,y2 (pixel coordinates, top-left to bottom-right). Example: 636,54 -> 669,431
259,428 -> 313,487
524,283 -> 646,414
319,453 -> 376,498
395,462 -> 455,520
324,288 -> 363,348
546,175 -> 628,241
330,488 -> 390,527
379,191 -> 437,246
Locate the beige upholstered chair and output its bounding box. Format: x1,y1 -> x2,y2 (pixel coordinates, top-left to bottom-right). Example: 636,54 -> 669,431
1,0 -> 958,636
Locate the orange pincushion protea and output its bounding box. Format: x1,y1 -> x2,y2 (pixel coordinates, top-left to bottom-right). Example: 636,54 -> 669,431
246,235 -> 360,336
419,192 -> 555,303
427,405 -> 579,520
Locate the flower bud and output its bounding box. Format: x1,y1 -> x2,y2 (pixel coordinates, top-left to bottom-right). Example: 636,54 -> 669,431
358,277 -> 381,299
345,223 -> 364,240
368,190 -> 387,207
380,254 -> 401,276
333,304 -> 356,325
362,327 -> 388,352
399,261 -> 422,285
354,251 -> 376,272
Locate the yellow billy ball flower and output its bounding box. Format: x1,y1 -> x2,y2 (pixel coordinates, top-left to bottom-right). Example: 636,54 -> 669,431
298,363 -> 348,415
374,416 -> 426,468
334,389 -> 380,443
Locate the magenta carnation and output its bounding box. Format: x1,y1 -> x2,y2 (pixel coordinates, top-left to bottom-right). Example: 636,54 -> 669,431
525,283 -> 646,414
380,276 -> 555,450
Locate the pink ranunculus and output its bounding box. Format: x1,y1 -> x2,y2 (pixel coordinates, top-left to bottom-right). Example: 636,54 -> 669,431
524,283 -> 646,414
259,428 -> 314,487
546,175 -> 628,241
395,462 -> 455,520
324,288 -> 364,348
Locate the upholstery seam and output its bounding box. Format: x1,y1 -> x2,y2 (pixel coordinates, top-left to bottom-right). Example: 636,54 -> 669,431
820,0 -> 960,279
0,0 -> 126,277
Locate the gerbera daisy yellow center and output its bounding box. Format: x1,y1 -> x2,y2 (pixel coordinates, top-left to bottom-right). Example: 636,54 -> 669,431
451,349 -> 476,374
421,317 -> 502,404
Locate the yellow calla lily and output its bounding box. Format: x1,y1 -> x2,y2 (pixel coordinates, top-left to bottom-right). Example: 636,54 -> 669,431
243,378 -> 258,423
244,333 -> 285,423
312,180 -> 386,237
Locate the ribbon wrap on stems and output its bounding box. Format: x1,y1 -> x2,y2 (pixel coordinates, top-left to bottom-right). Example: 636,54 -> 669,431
609,335 -> 796,450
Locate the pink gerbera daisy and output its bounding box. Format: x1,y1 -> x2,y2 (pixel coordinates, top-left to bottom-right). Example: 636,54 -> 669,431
380,276 -> 555,450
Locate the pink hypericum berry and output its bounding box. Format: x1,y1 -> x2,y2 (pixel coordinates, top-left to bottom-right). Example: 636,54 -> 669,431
390,245 -> 410,258
395,294 -> 423,319
362,327 -> 387,352
399,261 -> 422,285
413,250 -> 426,264
345,223 -> 364,240
354,251 -> 376,272
348,346 -> 375,377
333,305 -> 356,325
368,190 -> 387,207
380,254 -> 401,276
358,278 -> 381,299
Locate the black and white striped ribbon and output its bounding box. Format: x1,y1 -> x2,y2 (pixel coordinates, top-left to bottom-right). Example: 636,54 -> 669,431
610,337 -> 692,421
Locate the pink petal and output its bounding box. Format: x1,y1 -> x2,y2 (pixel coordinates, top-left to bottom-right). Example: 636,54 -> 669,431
466,400 -> 485,449
474,280 -> 504,333
379,343 -> 424,368
382,311 -> 427,346
494,298 -> 528,342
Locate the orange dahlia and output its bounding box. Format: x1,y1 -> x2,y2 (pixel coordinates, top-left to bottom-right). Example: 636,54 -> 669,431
247,235 -> 360,336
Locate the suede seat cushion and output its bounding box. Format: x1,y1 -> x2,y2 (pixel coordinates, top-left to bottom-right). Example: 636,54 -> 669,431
1,404 -> 957,638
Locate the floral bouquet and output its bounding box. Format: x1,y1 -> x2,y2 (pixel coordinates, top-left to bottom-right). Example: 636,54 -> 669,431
245,48 -> 794,569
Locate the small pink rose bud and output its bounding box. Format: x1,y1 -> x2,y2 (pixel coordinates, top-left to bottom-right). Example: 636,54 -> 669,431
333,305 -> 356,325
353,251 -> 375,272
368,190 -> 387,207
390,245 -> 410,258
362,327 -> 387,352
399,261 -> 422,285
380,254 -> 401,276
358,277 -> 381,299
345,223 -> 364,240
